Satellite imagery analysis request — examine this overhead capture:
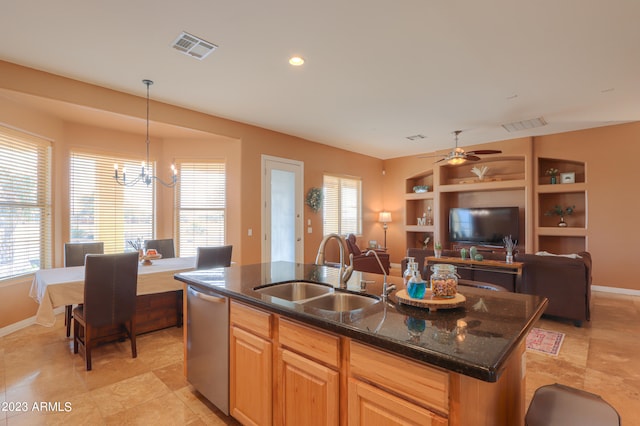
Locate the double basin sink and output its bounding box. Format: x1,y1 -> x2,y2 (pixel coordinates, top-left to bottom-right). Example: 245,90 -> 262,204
254,281 -> 380,313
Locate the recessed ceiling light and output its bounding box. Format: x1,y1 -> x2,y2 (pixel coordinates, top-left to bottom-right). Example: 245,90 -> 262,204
289,56 -> 305,66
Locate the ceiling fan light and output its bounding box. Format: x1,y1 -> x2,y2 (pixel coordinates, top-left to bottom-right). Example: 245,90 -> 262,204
448,157 -> 466,165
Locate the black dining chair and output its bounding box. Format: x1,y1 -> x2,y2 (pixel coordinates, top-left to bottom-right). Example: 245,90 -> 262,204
63,242 -> 104,337
73,252 -> 139,371
195,245 -> 232,269
144,239 -> 175,258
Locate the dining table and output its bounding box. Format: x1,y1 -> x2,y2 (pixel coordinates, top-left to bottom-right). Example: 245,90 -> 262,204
30,256 -> 195,327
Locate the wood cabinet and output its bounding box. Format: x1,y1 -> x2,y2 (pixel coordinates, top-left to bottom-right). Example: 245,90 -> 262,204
226,302 -> 527,425
404,151 -> 592,255
276,318 -> 340,426
535,158 -> 587,253
230,301 -> 273,426
348,378 -> 447,426
405,156 -> 530,252
405,171 -> 435,249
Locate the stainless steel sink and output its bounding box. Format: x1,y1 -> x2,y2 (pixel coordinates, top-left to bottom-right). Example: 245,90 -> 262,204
301,292 -> 380,312
254,281 -> 333,301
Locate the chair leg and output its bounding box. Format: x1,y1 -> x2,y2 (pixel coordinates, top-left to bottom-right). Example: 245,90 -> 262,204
129,320 -> 137,358
85,325 -> 92,371
73,318 -> 79,354
65,305 -> 73,337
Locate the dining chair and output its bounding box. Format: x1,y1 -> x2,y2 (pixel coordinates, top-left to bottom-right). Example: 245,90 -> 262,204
73,252 -> 139,371
195,245 -> 233,269
63,242 -> 104,337
144,238 -> 175,258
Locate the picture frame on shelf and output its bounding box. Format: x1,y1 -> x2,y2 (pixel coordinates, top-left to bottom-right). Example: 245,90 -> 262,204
560,172 -> 575,184
368,240 -> 378,249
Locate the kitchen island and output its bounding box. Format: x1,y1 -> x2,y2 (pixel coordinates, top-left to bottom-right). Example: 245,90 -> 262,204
175,262 -> 547,426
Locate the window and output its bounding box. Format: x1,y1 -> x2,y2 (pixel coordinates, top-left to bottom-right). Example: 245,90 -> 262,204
0,126 -> 51,280
323,175 -> 362,235
70,151 -> 154,253
175,161 -> 226,257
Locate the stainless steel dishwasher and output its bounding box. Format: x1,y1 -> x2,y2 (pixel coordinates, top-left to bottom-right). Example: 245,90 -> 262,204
187,284 -> 229,415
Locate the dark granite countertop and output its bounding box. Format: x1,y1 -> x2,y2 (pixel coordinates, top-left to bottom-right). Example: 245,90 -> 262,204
174,261 -> 547,383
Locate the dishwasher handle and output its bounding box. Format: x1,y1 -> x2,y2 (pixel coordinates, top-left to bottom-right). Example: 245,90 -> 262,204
188,286 -> 227,304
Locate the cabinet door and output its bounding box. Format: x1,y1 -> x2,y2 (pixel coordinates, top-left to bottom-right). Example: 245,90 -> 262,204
230,325 -> 272,426
348,378 -> 447,426
278,348 -> 339,426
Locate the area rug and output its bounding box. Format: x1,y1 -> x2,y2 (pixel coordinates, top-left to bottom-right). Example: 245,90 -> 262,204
526,328 -> 565,356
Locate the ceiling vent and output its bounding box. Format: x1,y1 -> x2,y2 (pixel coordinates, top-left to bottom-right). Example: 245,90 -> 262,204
406,134 -> 426,141
171,31 -> 217,60
501,117 -> 547,133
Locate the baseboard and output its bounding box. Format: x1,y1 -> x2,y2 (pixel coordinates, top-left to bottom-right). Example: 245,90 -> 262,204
0,316 -> 37,337
592,285 -> 640,297
0,306 -> 63,337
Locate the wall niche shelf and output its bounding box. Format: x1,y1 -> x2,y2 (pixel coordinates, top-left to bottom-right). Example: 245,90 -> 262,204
536,157 -> 587,253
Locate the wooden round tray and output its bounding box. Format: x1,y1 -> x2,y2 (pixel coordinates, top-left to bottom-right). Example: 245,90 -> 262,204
396,289 -> 466,311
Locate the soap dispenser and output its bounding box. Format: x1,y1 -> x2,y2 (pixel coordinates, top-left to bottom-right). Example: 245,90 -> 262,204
407,263 -> 426,299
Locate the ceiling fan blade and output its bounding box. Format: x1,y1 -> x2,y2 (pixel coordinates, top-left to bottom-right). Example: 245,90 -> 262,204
434,157 -> 447,163
465,155 -> 482,161
466,149 -> 502,155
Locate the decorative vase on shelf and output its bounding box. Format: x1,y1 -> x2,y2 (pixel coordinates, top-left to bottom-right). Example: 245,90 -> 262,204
506,252 -> 513,264
550,176 -> 557,184
558,216 -> 568,227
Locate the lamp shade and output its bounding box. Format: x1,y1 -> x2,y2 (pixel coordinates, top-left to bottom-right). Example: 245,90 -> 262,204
378,211 -> 392,223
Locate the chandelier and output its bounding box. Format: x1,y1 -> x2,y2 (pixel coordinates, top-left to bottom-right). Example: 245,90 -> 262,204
113,79 -> 178,187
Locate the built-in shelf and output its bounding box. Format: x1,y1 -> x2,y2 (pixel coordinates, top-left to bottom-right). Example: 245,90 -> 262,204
405,225 -> 435,233
439,179 -> 527,193
537,182 -> 587,194
536,227 -> 586,237
405,192 -> 435,200
536,157 -> 587,253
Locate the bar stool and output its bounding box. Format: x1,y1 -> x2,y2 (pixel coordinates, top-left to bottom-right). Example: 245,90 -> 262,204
526,383 -> 620,426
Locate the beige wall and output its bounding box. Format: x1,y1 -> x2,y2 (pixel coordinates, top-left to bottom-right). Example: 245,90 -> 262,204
0,61 -> 382,327
383,123 -> 640,292
1,60 -> 638,329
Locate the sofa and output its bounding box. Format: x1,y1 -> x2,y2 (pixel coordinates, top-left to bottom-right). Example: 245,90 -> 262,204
345,234 -> 391,275
401,248 -> 591,326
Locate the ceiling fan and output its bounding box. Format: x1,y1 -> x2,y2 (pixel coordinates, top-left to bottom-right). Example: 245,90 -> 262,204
423,130 -> 502,165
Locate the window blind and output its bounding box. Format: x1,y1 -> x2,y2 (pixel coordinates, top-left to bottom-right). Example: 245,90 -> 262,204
323,175 -> 362,235
175,161 -> 226,257
0,126 -> 52,280
70,151 -> 154,254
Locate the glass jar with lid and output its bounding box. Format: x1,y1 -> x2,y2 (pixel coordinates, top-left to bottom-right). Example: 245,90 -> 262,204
430,264 -> 458,298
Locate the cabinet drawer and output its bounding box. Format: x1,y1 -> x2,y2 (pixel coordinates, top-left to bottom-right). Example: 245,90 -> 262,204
278,318 -> 340,368
230,301 -> 272,339
349,378 -> 447,426
350,341 -> 449,415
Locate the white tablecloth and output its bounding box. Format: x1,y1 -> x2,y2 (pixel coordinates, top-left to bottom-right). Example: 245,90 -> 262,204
30,256 -> 195,326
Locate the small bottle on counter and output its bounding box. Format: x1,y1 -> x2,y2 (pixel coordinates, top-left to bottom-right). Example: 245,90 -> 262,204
403,257 -> 415,289
430,264 -> 458,299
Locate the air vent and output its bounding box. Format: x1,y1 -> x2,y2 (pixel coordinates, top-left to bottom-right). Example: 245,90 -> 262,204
406,134 -> 426,141
171,31 -> 217,60
501,117 -> 547,133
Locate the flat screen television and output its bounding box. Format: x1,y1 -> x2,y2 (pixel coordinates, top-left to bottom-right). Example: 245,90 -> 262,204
449,207 -> 519,245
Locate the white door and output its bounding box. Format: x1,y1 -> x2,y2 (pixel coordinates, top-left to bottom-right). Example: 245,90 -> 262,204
262,155 -> 304,264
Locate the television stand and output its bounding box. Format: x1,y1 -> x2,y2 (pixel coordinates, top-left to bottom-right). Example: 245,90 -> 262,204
426,256 -> 523,292
451,243 -> 511,254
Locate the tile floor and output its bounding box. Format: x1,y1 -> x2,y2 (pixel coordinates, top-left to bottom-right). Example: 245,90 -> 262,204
1,291 -> 638,425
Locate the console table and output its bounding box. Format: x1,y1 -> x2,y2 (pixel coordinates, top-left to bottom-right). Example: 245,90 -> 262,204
426,256 -> 523,292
